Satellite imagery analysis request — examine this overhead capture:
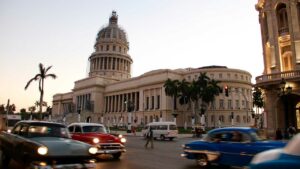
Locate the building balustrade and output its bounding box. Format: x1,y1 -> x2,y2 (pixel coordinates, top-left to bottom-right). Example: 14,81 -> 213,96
256,70 -> 300,84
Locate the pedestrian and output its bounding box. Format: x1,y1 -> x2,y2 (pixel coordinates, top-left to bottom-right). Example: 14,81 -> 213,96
287,124 -> 296,138
275,128 -> 283,140
144,126 -> 154,149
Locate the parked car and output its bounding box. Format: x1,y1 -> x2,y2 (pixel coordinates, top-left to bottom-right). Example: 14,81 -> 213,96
0,120 -> 98,169
248,133 -> 300,169
68,122 -> 126,159
141,121 -> 178,140
181,127 -> 287,168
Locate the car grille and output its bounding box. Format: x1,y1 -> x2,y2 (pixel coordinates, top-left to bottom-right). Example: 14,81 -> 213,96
98,143 -> 124,150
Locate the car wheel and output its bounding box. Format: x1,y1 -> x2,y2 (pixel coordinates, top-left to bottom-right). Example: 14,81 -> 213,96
112,152 -> 121,160
169,137 -> 174,141
0,150 -> 11,168
196,154 -> 209,168
160,135 -> 165,140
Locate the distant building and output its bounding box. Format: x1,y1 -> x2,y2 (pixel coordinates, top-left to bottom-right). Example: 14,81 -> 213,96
52,11 -> 253,128
255,0 -> 300,134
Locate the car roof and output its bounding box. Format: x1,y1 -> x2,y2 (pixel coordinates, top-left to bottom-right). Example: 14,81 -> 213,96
17,120 -> 66,127
208,127 -> 257,134
68,122 -> 104,127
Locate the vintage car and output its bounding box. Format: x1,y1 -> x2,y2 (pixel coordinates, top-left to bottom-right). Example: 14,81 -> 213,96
181,127 -> 287,168
68,123 -> 126,159
248,133 -> 300,169
0,120 -> 98,169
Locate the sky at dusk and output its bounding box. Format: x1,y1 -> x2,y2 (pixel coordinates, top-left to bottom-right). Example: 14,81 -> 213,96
0,0 -> 263,111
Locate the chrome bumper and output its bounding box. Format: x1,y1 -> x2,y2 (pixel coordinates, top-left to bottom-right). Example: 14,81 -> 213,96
30,162 -> 95,169
97,148 -> 126,154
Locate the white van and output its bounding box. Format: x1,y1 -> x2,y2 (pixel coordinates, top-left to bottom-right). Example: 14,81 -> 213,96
142,121 -> 178,141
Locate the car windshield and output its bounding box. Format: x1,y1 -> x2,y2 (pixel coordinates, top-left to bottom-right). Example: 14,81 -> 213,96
28,125 -> 70,138
82,125 -> 107,133
249,130 -> 267,141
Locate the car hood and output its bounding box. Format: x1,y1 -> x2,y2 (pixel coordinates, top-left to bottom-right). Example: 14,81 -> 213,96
83,133 -> 120,143
31,137 -> 91,156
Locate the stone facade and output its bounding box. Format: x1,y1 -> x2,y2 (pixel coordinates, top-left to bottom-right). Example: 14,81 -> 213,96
52,11 -> 253,128
255,0 -> 300,135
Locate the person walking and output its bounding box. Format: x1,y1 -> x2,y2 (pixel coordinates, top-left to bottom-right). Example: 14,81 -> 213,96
145,126 -> 154,149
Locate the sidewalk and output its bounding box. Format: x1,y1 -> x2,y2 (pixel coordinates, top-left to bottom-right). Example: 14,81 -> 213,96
112,130 -> 193,138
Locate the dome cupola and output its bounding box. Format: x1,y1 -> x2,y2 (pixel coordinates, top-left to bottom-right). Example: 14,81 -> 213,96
89,11 -> 132,81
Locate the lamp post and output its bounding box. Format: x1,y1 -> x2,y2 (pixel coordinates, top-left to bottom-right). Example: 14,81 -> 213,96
278,78 -> 292,130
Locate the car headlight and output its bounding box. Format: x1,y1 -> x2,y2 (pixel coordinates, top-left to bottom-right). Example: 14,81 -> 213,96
37,146 -> 48,155
118,134 -> 123,138
89,147 -> 98,154
92,138 -> 100,144
120,137 -> 126,143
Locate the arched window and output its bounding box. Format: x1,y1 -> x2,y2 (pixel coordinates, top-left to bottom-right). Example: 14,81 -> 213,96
276,3 -> 289,35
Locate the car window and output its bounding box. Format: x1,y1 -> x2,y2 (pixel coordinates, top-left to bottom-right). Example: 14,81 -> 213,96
169,125 -> 177,130
68,126 -> 74,133
28,124 -> 70,138
82,125 -> 106,133
74,126 -> 82,133
157,125 -> 167,130
19,125 -> 29,137
12,124 -> 22,134
209,132 -> 234,142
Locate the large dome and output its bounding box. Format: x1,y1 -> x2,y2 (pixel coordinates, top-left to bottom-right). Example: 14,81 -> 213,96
89,11 -> 132,81
95,11 -> 128,46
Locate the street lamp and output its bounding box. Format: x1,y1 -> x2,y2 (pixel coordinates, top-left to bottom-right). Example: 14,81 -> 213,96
278,78 -> 292,130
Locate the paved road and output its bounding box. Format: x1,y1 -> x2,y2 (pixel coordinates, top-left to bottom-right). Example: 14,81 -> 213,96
93,136 -> 200,169
8,135 -> 218,169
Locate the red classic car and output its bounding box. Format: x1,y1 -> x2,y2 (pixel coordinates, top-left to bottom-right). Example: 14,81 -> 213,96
68,123 -> 126,159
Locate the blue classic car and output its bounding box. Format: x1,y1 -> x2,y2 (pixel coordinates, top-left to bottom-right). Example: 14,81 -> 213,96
249,133 -> 300,169
0,120 -> 98,169
181,127 -> 287,168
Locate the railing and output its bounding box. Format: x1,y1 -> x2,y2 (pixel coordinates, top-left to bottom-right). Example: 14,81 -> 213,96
256,70 -> 300,84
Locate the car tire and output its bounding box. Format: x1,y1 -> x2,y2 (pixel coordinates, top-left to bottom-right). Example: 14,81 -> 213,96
196,154 -> 209,168
160,135 -> 165,140
112,152 -> 121,160
169,137 -> 174,141
0,150 -> 11,168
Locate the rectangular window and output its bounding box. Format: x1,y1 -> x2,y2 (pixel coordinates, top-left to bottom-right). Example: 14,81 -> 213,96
151,96 -> 154,109
235,100 -> 240,109
156,95 -> 160,109
219,73 -> 223,79
228,100 -> 232,109
219,99 -> 224,109
146,97 -> 149,110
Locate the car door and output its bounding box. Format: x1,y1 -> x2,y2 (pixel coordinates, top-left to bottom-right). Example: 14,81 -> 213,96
216,131 -> 255,167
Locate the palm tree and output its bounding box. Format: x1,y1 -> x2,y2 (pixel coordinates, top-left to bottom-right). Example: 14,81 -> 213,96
163,78 -> 179,110
25,63 -> 57,117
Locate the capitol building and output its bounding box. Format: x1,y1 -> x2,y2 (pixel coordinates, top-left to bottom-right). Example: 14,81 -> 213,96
52,11 -> 254,128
